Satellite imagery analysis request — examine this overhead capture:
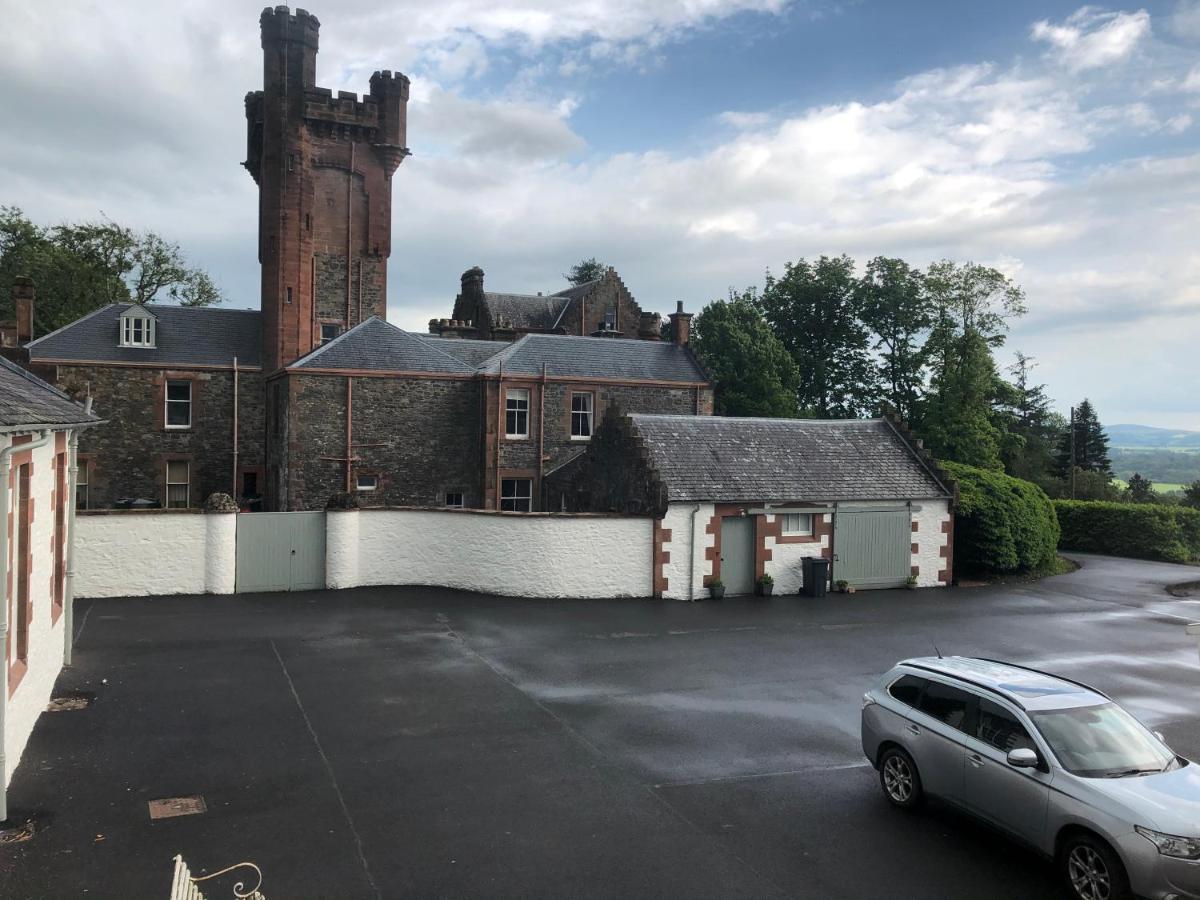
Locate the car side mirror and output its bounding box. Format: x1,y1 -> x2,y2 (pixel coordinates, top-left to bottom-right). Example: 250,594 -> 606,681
1007,748 -> 1039,769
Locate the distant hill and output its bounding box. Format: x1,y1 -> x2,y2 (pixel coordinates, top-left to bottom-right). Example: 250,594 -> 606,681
1106,424 -> 1200,449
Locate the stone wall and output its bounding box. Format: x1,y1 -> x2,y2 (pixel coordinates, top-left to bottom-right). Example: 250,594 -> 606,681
52,364 -> 265,510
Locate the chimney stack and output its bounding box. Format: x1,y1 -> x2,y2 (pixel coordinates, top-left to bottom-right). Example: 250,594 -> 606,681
13,276 -> 34,344
668,300 -> 692,346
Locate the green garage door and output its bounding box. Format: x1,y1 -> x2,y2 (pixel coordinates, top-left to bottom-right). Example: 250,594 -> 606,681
833,506 -> 910,589
236,512 -> 326,593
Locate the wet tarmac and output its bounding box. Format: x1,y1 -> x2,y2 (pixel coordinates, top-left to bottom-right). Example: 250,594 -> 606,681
3,552 -> 1198,898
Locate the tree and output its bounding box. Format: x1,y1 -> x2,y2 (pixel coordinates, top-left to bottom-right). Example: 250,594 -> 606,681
757,255 -> 878,417
564,257 -> 607,286
0,207 -> 223,335
1182,481 -> 1200,510
856,256 -> 932,421
1126,472 -> 1155,503
1055,399 -> 1112,479
916,261 -> 1026,469
997,352 -> 1059,482
691,290 -> 799,417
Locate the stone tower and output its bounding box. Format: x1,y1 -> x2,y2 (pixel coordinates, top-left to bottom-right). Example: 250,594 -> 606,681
244,6 -> 410,371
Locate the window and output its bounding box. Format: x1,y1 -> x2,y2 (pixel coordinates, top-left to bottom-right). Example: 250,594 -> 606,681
76,459 -> 89,510
1031,702 -> 1175,778
977,698 -> 1037,755
286,287 -> 293,304
888,674 -> 926,708
445,492 -> 464,508
500,478 -> 532,512
356,474 -> 378,492
165,380 -> 191,429
781,513 -> 814,536
917,681 -> 973,733
321,323 -> 340,345
120,312 -> 155,348
603,305 -> 617,330
505,389 -> 529,438
166,460 -> 189,509
570,392 -> 593,439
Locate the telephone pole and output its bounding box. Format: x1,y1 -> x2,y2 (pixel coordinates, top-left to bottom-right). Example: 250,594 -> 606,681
1070,405 -> 1077,500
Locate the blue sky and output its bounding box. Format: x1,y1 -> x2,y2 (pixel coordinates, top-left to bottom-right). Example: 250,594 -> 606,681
2,0 -> 1199,428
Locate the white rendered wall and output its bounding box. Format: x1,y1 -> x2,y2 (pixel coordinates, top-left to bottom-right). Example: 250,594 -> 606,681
911,500 -> 952,587
340,509 -> 654,599
660,503 -> 714,601
4,435 -> 67,787
764,512 -> 832,595
75,512 -> 232,598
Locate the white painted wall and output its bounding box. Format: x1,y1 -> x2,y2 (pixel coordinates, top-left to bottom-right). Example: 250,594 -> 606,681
764,512 -> 832,595
4,434 -> 67,787
661,502 -> 714,601
75,512 -> 233,598
911,500 -> 952,587
338,509 -> 654,598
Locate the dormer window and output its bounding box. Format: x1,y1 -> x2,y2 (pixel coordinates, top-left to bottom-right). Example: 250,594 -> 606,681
119,306 -> 156,348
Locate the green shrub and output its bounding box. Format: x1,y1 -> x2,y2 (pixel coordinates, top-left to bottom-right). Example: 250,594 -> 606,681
943,462 -> 1060,577
1052,500 -> 1200,563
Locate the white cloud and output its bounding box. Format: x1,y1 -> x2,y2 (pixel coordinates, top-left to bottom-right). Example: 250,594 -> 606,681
1184,64 -> 1200,91
1170,0 -> 1200,40
1031,7 -> 1151,72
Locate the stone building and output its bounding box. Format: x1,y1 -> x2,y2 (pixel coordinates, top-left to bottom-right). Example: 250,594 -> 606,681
13,7 -> 713,513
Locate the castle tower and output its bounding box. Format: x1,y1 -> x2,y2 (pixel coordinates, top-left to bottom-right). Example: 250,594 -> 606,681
244,6 -> 410,371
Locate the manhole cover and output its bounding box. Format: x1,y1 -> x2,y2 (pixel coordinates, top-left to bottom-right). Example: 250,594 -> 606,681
46,695 -> 91,712
148,796 -> 207,820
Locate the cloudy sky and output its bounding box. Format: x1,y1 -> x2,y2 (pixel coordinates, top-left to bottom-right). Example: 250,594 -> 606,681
3,1 -> 1199,428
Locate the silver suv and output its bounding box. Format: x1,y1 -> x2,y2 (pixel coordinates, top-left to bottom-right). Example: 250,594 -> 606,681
862,657 -> 1200,900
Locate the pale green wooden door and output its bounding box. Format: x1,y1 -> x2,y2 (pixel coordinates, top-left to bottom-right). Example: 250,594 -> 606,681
833,507 -> 910,589
720,516 -> 756,596
236,512 -> 326,592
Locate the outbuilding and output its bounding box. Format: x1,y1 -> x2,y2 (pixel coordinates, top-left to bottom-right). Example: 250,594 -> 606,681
546,411 -> 957,600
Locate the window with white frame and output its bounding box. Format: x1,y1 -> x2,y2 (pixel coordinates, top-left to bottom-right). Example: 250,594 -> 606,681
603,305 -> 617,330
781,513 -> 814,536
321,323 -> 340,345
356,474 -> 378,492
166,460 -> 189,508
445,491 -> 464,508
505,389 -> 529,438
500,478 -> 532,512
570,392 -> 594,439
75,461 -> 89,510
119,310 -> 156,348
165,380 -> 192,429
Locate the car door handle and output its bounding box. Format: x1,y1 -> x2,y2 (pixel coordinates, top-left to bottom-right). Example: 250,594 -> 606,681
968,753 -> 984,768
905,724 -> 920,736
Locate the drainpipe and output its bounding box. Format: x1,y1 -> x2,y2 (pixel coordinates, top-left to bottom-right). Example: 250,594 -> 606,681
537,363 -> 546,508
345,377 -> 354,494
1,428 -> 53,823
232,357 -> 239,499
687,503 -> 701,601
63,398 -> 92,668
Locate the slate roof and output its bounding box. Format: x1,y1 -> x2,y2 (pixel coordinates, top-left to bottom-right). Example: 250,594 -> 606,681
0,356 -> 101,430
27,303 -> 262,368
291,317 -> 474,373
418,335 -> 507,367
482,292 -> 572,330
477,333 -> 706,382
627,415 -> 953,502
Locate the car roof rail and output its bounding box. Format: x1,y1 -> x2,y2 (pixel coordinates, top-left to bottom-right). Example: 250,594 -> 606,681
968,657 -> 1112,702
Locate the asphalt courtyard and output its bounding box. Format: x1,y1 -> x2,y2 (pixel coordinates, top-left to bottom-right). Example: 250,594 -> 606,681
3,554 -> 1200,899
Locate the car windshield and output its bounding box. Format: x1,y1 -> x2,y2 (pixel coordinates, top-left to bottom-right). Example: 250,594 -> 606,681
1031,702 -> 1175,778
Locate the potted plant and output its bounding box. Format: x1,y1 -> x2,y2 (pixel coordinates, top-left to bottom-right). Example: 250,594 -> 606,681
708,578 -> 725,600
835,579 -> 850,594
905,574 -> 919,590
755,573 -> 774,597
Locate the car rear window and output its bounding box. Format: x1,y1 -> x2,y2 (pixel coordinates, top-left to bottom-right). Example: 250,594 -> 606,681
918,681 -> 972,733
888,674 -> 926,707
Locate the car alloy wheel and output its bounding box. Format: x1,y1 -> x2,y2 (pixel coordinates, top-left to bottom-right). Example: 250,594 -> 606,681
882,754 -> 914,803
1067,844 -> 1111,900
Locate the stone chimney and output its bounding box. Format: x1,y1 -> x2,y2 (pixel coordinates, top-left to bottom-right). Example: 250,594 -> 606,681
13,276 -> 34,344
638,311 -> 662,341
668,301 -> 692,346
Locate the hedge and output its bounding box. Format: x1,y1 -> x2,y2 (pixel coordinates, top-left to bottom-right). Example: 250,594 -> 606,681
942,462 -> 1060,577
1052,500 -> 1200,564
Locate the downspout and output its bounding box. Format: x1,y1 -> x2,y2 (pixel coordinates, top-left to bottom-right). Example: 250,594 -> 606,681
2,428 -> 53,823
346,142 -> 355,330
494,362 -> 503,509
232,357 -> 239,499
63,398 -> 93,668
687,503 -> 700,602
537,363 -> 546,508
345,376 -> 354,493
